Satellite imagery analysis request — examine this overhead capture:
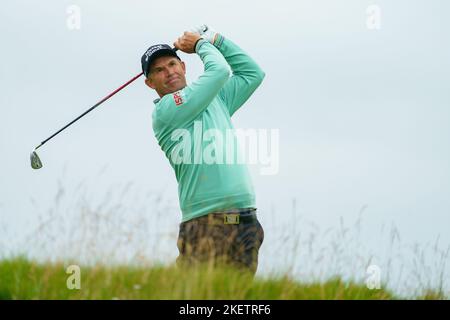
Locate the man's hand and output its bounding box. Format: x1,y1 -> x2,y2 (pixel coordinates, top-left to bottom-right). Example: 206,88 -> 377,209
173,31 -> 202,54
191,24 -> 218,44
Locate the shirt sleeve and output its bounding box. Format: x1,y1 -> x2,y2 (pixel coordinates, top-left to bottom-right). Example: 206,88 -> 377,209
153,39 -> 231,129
215,35 -> 266,117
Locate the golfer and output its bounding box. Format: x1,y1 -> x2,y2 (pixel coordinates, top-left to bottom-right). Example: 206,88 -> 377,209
141,26 -> 265,276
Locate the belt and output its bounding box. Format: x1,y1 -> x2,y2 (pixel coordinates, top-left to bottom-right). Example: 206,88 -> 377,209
206,208 -> 257,225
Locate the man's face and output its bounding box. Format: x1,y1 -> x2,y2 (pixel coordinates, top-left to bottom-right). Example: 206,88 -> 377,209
145,56 -> 187,97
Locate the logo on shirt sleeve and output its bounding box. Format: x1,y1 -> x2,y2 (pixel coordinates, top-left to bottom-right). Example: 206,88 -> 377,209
173,91 -> 184,106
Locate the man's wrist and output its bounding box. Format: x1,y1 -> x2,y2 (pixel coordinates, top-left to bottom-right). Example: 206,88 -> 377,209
194,38 -> 208,53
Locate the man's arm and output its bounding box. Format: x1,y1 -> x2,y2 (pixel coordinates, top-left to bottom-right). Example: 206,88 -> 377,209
154,38 -> 230,129
214,34 -> 266,117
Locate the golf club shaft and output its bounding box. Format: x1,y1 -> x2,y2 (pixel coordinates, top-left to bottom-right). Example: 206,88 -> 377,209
35,47 -> 179,151
35,71 -> 144,150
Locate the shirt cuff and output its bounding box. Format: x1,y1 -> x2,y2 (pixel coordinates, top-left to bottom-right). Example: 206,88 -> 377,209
213,34 -> 225,49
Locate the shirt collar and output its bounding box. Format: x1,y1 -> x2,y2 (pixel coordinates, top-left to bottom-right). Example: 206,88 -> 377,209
153,84 -> 189,105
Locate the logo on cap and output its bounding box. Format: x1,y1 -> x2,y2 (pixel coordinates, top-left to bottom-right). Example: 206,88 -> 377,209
144,45 -> 164,62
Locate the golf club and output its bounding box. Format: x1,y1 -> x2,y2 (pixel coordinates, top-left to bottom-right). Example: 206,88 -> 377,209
31,47 -> 181,170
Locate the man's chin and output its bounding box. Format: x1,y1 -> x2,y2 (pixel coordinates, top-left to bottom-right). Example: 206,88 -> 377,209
165,84 -> 185,94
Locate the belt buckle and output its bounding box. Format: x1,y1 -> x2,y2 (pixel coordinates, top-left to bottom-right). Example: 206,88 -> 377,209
224,213 -> 239,225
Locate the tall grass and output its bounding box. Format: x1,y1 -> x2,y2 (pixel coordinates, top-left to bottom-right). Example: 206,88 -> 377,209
0,173 -> 448,299
0,257 -> 395,300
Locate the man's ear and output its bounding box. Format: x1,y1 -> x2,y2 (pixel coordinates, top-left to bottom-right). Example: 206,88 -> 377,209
180,60 -> 186,74
145,76 -> 155,89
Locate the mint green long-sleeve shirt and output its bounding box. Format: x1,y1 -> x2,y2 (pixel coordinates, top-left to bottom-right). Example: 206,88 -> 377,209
152,36 -> 265,222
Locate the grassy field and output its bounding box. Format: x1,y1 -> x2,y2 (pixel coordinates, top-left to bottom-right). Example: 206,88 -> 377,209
1,256 -> 437,300
2,181 -> 446,300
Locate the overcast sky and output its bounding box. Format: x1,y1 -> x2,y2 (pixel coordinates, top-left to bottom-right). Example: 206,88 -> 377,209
1,0 -> 449,293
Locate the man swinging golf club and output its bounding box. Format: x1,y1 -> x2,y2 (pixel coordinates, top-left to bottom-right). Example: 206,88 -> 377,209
141,25 -> 265,276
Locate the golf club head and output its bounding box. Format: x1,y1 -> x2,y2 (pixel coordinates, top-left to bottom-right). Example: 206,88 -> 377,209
30,150 -> 43,169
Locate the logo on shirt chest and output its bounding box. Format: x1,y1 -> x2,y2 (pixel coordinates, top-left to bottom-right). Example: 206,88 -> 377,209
173,91 -> 184,106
